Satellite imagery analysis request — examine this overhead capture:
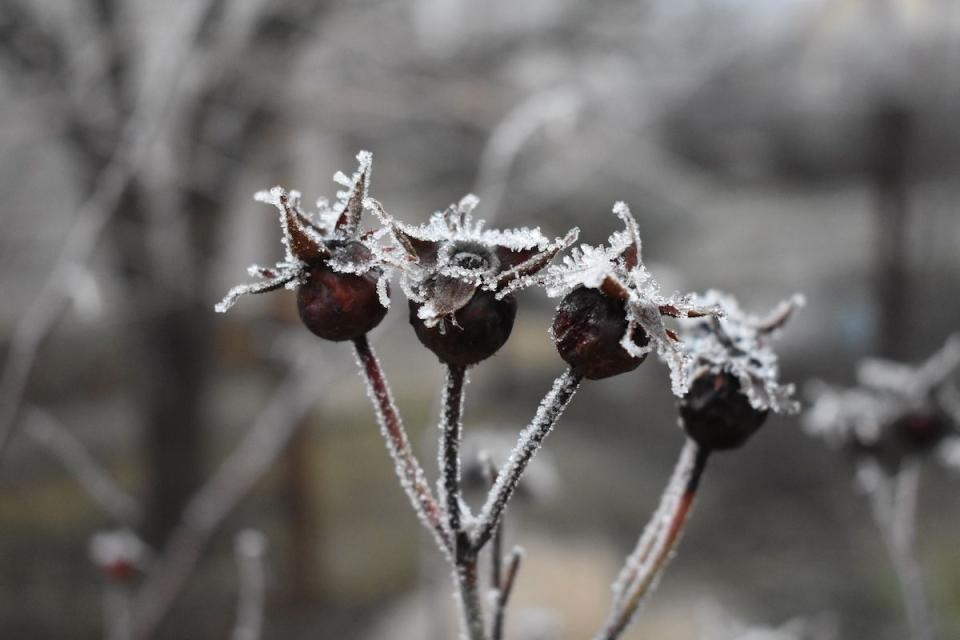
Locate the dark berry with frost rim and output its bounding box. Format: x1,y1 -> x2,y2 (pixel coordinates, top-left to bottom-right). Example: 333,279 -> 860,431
679,371 -> 768,451
410,289 -> 517,366
551,286 -> 649,380
297,262 -> 387,342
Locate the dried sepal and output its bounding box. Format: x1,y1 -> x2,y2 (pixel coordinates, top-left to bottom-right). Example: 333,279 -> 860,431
542,202 -> 722,392
676,290 -> 801,415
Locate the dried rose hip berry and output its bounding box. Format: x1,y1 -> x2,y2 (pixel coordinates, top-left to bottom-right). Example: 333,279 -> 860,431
551,286 -> 649,380
679,371 -> 768,451
410,289 -> 517,366
298,259 -> 388,342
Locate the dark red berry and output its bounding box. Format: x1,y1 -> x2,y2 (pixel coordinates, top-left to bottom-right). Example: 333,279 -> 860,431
551,286 -> 649,380
892,410 -> 951,451
104,559 -> 138,584
296,262 -> 387,341
410,289 -> 517,366
679,371 -> 768,451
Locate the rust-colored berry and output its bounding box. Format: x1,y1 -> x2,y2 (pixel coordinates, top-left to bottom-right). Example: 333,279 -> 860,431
410,289 -> 517,366
551,286 -> 649,380
297,262 -> 387,342
679,371 -> 768,451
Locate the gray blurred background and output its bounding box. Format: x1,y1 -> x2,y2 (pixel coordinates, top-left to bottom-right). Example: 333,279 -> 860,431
1,0 -> 958,638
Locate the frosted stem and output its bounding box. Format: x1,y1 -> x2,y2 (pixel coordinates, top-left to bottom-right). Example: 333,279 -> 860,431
442,364 -> 468,541
867,461 -> 936,640
597,440 -> 709,640
353,336 -> 450,555
491,547 -> 523,640
472,369 -> 582,551
440,364 -> 486,639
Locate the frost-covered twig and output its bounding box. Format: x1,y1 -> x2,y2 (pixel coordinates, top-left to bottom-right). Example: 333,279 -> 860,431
231,529 -> 268,640
24,407 -> 141,527
863,461 -> 936,640
440,364 -> 486,640
491,547 -> 523,640
130,355 -> 324,639
473,369 -> 582,551
353,335 -> 451,555
597,439 -> 710,640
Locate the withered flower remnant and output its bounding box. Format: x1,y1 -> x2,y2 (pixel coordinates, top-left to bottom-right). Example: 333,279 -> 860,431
805,335 -> 960,471
215,152 -> 389,341
675,291 -> 803,451
542,202 -> 720,386
370,195 -> 578,366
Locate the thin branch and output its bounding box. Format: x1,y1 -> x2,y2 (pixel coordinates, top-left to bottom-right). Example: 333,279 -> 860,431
441,364 -> 468,540
472,369 -> 582,551
352,335 -> 451,555
23,407 -> 141,527
0,0 -> 222,461
866,460 -> 936,640
597,440 -> 709,640
491,547 -> 523,640
130,354 -> 323,639
440,364 -> 485,640
231,529 -> 268,640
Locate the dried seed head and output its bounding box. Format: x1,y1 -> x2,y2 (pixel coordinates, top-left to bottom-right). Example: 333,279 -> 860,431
551,286 -> 649,380
679,371 -> 769,451
804,334 -> 960,471
409,289 -> 517,366
540,202 -> 721,392
215,152 -> 393,341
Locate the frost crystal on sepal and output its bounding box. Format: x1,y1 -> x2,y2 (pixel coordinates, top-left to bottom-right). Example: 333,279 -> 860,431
675,290 -> 803,414
215,151 -> 385,313
804,334 -> 960,455
370,194 -> 578,327
541,202 -> 721,395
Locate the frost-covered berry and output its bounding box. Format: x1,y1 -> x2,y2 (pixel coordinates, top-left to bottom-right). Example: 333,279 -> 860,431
552,286 -> 649,380
215,152 -> 391,341
539,202 -> 720,389
410,289 -> 516,366
298,258 -> 388,341
674,291 -> 802,450
804,334 -> 960,472
371,194 -> 577,366
680,371 -> 768,450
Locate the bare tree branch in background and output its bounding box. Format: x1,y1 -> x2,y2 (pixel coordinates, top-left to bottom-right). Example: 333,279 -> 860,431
231,529 -> 268,640
23,407 -> 142,527
0,0 -> 331,546
129,346 -> 337,639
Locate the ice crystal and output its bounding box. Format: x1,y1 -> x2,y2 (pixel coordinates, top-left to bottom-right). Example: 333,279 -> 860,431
804,335 -> 960,461
541,202 -> 722,396
675,290 -> 804,414
368,195 -> 578,327
215,151 -> 389,313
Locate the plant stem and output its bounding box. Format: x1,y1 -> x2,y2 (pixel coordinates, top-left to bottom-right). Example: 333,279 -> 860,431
597,440 -> 709,640
473,368 -> 582,551
867,460 -> 936,640
440,363 -> 486,639
353,336 -> 450,554
492,548 -> 523,640
442,364 -> 468,541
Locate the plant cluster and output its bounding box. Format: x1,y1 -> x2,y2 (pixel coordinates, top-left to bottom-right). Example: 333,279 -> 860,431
216,151 -> 805,640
